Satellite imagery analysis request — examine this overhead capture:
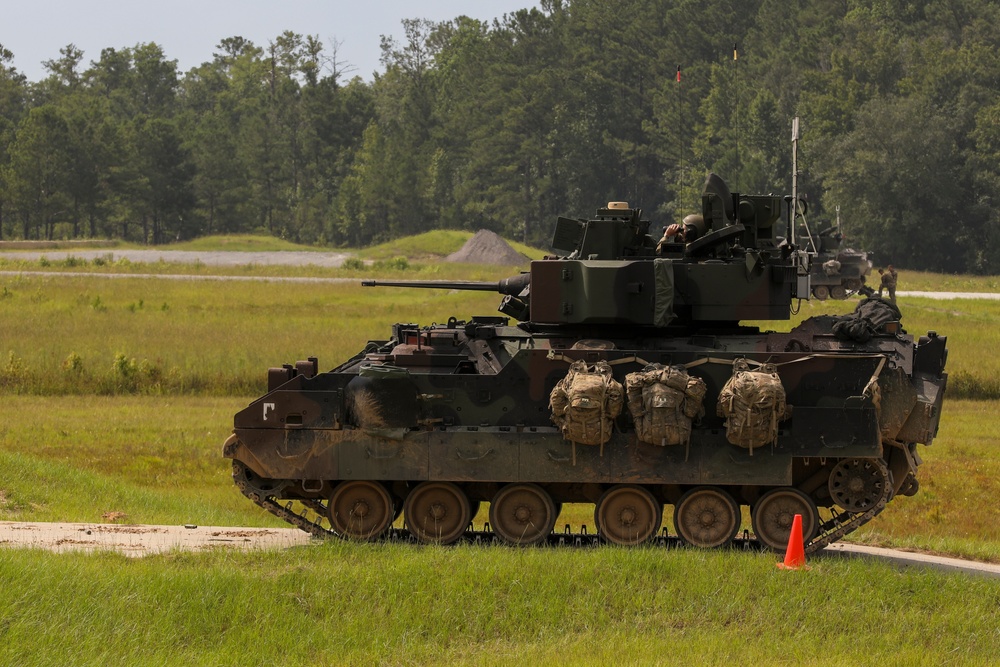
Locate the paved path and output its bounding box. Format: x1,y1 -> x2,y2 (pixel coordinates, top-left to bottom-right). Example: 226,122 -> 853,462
0,270 -> 356,284
897,290 -> 1000,300
820,542 -> 1000,578
0,249 -> 356,267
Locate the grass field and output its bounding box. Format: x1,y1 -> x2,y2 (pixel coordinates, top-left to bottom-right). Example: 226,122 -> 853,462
0,269 -> 522,395
1,243 -> 998,666
2,543 -> 999,666
1,266 -> 997,397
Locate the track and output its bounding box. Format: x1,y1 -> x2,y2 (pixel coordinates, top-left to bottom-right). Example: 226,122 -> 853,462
3,520 -> 999,578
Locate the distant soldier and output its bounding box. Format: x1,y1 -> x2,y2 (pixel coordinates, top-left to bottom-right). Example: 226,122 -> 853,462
878,265 -> 897,303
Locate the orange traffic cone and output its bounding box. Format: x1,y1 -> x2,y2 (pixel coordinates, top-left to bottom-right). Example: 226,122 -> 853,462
776,513 -> 810,570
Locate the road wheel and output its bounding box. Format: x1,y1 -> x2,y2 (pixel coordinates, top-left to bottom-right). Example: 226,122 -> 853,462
751,488 -> 819,552
403,482 -> 471,544
489,484 -> 557,546
673,486 -> 740,548
594,485 -> 662,546
328,481 -> 394,541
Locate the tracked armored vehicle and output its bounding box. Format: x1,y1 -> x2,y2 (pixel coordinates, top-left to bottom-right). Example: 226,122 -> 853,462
807,230 -> 873,301
224,175 -> 947,552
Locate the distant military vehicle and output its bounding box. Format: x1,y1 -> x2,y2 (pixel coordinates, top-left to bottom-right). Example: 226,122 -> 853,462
224,174 -> 947,553
801,208 -> 873,300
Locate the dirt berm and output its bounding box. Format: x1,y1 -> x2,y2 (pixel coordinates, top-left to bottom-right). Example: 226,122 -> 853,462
445,230 -> 528,265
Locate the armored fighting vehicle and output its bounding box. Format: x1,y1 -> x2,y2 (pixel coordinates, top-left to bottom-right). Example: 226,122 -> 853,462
224,174 -> 947,552
805,226 -> 873,300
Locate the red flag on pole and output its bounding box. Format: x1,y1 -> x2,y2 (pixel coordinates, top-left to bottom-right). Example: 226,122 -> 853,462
676,66 -> 681,82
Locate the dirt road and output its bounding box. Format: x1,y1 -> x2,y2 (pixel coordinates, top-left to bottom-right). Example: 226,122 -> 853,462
0,521 -> 312,556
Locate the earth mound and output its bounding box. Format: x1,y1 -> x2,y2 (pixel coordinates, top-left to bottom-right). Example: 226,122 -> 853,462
445,230 -> 528,265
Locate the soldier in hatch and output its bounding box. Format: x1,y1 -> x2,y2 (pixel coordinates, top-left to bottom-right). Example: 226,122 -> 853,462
656,214 -> 704,252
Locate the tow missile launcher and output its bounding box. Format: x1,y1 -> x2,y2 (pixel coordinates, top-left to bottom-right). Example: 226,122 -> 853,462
225,174 -> 947,552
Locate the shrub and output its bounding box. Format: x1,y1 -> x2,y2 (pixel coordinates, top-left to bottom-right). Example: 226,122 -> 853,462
374,256 -> 410,271
63,352 -> 84,374
1,352 -> 28,390
112,353 -> 137,381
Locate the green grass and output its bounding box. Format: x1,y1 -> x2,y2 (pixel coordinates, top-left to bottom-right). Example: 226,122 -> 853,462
357,229 -> 545,261
0,269 -> 521,395
2,272 -> 995,397
164,234 -> 327,252
897,269 -> 1000,293
1,543 -> 997,666
1,261 -> 998,665
0,396 -> 257,526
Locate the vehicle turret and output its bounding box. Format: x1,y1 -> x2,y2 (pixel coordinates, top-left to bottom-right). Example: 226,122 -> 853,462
364,174 -> 803,327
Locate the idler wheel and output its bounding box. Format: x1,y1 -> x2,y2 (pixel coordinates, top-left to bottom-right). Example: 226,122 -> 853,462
489,483 -> 558,546
828,458 -> 890,513
751,488 -> 819,552
674,486 -> 740,548
595,485 -> 662,546
232,461 -> 289,501
403,481 -> 472,544
328,480 -> 394,541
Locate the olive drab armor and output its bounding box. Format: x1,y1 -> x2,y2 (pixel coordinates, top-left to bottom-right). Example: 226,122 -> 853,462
717,359 -> 788,453
625,364 -> 707,446
549,360 -> 623,446
226,173 -> 948,553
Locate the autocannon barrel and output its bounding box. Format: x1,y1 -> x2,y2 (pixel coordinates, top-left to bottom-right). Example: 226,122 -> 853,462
362,273 -> 530,296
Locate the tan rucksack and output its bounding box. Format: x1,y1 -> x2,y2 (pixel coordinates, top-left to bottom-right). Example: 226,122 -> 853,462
625,364 -> 707,447
549,360 -> 623,447
716,359 -> 787,453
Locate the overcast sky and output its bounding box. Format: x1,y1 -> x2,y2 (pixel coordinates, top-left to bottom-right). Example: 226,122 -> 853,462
3,1 -> 540,83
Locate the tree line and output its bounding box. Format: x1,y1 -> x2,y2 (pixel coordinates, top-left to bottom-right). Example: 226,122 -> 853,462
1,0 -> 998,273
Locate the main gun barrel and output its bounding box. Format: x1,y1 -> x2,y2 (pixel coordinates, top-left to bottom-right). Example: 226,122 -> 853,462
362,274 -> 530,296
